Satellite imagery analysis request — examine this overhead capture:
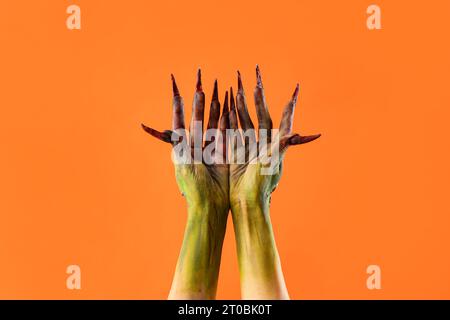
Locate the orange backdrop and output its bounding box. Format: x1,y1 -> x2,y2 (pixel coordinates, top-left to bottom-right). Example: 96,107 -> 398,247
1,0 -> 449,299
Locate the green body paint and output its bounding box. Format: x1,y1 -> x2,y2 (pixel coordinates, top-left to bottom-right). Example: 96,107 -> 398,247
169,164 -> 229,300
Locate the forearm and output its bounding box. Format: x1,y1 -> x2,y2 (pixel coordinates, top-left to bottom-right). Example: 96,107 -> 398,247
231,199 -> 289,300
168,202 -> 228,300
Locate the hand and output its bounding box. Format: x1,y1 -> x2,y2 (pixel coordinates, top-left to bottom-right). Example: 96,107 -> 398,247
229,66 -> 320,210
142,70 -> 230,299
142,70 -> 229,212
228,66 -> 320,299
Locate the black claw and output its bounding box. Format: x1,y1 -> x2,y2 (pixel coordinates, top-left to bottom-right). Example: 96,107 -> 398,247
212,79 -> 218,101
292,84 -> 300,103
237,71 -> 243,93
256,65 -> 263,88
171,74 -> 180,97
196,69 -> 202,91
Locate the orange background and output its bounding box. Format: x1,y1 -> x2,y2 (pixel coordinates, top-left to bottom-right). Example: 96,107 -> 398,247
1,0 -> 449,299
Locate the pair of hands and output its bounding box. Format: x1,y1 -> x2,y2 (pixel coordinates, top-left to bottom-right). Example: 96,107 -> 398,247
142,66 -> 320,216
142,66 -> 320,299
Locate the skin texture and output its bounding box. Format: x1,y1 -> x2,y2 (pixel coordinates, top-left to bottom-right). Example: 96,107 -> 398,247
142,66 -> 320,300
142,70 -> 230,299
229,66 -> 320,299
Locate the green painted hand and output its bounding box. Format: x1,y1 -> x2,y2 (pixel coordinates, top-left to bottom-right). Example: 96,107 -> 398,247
228,66 -> 320,299
142,66 -> 320,300
142,70 -> 230,299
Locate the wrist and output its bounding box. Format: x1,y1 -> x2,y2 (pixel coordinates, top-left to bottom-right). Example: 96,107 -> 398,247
186,200 -> 229,224
230,196 -> 270,222
230,196 -> 289,300
169,201 -> 228,300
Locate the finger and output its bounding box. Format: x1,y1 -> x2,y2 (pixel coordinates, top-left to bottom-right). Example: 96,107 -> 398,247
229,87 -> 243,162
236,71 -> 255,132
141,124 -> 174,145
208,80 -> 220,129
205,80 -> 221,149
229,87 -> 239,130
236,71 -> 256,159
171,74 -> 185,131
206,80 -> 220,130
217,91 -> 230,163
278,133 -> 321,154
190,69 -> 205,150
254,65 -> 272,136
279,84 -> 300,137
220,91 -> 230,131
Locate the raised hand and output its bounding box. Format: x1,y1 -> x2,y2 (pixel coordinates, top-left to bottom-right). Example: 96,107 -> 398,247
142,70 -> 230,300
228,66 -> 320,299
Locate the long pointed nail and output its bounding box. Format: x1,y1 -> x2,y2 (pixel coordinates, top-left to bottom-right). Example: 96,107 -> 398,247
142,124 -> 174,143
237,70 -> 243,93
196,69 -> 202,91
290,133 -> 321,145
141,123 -> 152,133
171,74 -> 180,97
292,84 -> 300,103
229,87 -> 235,110
141,123 -> 161,138
223,91 -> 229,114
212,79 -> 218,101
256,65 -> 263,88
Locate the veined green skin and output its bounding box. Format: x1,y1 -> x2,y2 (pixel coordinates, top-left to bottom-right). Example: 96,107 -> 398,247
169,158 -> 290,300
168,163 -> 229,300
230,161 -> 290,300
